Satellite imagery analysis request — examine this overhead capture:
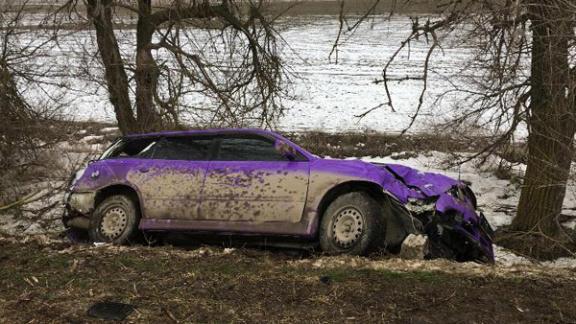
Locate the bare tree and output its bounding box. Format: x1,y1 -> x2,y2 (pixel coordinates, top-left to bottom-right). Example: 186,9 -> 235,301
0,0 -> 80,215
62,0 -> 286,134
335,0 -> 576,244
0,0 -> 66,171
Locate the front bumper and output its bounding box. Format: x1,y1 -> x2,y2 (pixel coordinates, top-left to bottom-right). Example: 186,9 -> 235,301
425,210 -> 495,263
406,196 -> 495,263
62,191 -> 95,230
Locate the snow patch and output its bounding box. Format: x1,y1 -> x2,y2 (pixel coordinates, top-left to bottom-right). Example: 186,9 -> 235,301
99,127 -> 119,134
80,135 -> 104,143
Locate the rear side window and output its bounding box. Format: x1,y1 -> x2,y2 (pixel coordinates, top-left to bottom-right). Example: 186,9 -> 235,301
100,137 -> 158,160
216,136 -> 286,161
152,137 -> 213,161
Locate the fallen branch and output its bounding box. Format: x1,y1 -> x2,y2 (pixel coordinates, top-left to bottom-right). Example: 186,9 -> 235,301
0,191 -> 42,211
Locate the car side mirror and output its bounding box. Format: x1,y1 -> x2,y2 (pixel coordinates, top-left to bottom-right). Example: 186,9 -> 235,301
275,140 -> 297,161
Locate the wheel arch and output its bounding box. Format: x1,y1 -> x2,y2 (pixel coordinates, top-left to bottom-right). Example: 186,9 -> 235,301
94,183 -> 143,217
316,181 -> 389,226
314,180 -> 421,249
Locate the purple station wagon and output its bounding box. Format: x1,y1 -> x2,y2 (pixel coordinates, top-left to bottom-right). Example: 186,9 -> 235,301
63,129 -> 494,262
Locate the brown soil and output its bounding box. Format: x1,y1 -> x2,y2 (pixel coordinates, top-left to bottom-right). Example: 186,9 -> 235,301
0,238 -> 575,323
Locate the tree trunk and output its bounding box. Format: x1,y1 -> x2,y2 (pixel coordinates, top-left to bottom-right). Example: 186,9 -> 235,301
0,62 -> 31,122
86,0 -> 137,134
512,1 -> 576,236
135,0 -> 162,131
0,62 -> 37,169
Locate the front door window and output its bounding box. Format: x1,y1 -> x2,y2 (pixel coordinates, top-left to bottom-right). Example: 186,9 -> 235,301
201,135 -> 309,223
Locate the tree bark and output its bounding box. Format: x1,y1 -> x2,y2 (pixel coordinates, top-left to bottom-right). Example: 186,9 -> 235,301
512,0 -> 576,236
135,0 -> 162,131
0,62 -> 37,169
86,0 -> 137,134
87,0 -> 230,133
0,62 -> 31,122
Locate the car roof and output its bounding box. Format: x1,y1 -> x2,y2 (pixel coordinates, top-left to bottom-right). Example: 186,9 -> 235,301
123,128 -> 317,160
124,128 -> 279,139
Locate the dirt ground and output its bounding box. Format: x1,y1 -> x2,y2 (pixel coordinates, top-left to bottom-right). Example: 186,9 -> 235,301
1,237 -> 575,323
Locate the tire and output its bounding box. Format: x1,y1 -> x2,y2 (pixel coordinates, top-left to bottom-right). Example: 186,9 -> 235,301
66,228 -> 89,244
319,191 -> 386,255
89,194 -> 140,244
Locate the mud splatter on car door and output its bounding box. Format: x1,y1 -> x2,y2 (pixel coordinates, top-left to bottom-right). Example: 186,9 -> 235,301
127,136 -> 213,219
201,135 -> 310,223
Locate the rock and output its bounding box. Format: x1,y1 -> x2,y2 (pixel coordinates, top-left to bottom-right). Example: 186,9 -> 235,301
398,234 -> 428,260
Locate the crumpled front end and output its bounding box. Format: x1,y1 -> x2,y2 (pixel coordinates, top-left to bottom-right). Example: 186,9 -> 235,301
377,163 -> 495,263
63,191 -> 95,229
407,189 -> 494,263
61,165 -> 97,235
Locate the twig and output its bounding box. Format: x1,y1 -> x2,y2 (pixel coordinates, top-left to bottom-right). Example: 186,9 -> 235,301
0,191 -> 41,211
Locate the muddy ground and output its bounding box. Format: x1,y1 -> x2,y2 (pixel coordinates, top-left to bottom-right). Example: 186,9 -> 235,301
1,237 -> 575,323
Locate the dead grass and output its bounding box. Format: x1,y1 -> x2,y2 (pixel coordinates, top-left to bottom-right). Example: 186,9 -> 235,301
283,130 -> 495,158
1,239 -> 575,323
496,228 -> 576,261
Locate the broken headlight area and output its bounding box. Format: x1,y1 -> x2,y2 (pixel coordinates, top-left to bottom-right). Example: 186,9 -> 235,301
66,192 -> 95,215
447,185 -> 477,209
62,191 -> 95,238
62,204 -> 91,229
406,197 -> 436,214
67,167 -> 87,191
406,199 -> 494,263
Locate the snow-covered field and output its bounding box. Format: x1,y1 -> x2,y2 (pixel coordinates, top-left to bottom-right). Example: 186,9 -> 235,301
22,15 -> 482,133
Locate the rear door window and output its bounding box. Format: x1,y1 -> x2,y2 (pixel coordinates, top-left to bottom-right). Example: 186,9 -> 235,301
215,136 -> 287,161
100,137 -> 158,160
152,136 -> 214,161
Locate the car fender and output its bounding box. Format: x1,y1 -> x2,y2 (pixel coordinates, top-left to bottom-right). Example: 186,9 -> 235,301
382,192 -> 423,248
304,158 -> 422,244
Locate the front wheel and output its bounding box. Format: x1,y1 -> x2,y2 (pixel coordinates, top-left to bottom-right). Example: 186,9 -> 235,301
89,194 -> 140,244
319,192 -> 386,255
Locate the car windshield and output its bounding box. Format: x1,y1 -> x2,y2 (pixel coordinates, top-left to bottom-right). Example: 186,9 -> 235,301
99,137 -> 157,160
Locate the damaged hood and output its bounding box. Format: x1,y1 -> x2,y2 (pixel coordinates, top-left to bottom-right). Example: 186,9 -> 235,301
373,163 -> 462,197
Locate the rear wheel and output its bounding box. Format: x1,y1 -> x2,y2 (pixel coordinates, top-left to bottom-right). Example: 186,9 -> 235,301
89,194 -> 140,244
319,192 -> 386,255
